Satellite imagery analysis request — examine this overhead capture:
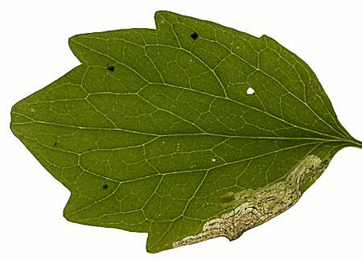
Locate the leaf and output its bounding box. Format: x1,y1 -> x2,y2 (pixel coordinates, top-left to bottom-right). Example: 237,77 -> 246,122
10,11 -> 362,253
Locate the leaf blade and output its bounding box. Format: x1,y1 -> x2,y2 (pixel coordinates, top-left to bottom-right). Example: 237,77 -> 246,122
10,11 -> 361,253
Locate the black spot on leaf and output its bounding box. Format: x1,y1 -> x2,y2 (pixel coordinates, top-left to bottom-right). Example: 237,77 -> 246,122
107,66 -> 115,72
190,32 -> 198,40
54,142 -> 57,146
103,184 -> 108,189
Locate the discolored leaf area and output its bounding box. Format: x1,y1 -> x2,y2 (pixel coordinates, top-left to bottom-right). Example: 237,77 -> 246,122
10,11 -> 362,253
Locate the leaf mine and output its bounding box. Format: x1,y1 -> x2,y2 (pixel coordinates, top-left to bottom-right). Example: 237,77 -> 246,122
172,155 -> 328,247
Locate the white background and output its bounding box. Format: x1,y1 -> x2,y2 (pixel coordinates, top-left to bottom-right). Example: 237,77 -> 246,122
1,0 -> 362,259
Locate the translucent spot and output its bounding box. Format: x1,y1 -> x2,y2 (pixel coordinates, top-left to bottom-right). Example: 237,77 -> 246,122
219,191 -> 235,204
211,158 -> 216,163
30,108 -> 35,112
246,87 -> 255,95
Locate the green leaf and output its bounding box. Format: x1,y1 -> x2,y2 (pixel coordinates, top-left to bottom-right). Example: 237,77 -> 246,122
10,11 -> 362,253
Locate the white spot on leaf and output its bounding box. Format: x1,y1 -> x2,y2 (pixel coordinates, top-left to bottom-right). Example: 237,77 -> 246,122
247,87 -> 255,95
